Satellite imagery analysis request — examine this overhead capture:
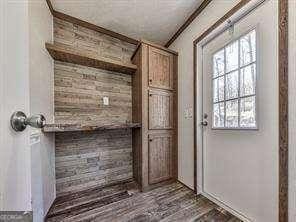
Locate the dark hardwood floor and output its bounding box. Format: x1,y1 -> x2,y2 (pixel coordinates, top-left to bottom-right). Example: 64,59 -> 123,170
46,182 -> 242,222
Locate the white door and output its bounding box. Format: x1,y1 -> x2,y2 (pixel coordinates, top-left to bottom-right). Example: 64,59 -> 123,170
0,1 -> 55,221
200,1 -> 278,221
0,0 -> 32,211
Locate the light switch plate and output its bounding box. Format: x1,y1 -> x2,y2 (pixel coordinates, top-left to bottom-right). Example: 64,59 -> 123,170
188,107 -> 193,118
184,107 -> 193,119
184,109 -> 188,119
103,96 -> 109,106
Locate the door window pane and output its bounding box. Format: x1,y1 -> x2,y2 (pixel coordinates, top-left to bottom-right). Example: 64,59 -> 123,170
211,29 -> 257,129
240,96 -> 256,127
213,49 -> 225,78
240,64 -> 256,96
213,77 -> 224,102
225,71 -> 238,100
225,100 -> 238,127
240,30 -> 256,66
213,102 -> 225,128
225,41 -> 238,72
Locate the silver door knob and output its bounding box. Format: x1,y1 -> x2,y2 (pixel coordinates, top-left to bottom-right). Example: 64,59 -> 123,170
10,111 -> 46,132
200,120 -> 208,126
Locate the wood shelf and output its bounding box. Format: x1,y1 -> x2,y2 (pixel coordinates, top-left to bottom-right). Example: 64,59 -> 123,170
43,122 -> 141,133
45,43 -> 137,74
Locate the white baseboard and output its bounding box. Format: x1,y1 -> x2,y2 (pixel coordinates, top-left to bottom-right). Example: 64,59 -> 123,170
201,191 -> 252,222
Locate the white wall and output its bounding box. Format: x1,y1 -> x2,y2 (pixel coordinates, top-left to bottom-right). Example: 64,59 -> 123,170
169,0 -> 240,189
28,0 -> 55,221
0,0 -> 32,210
289,0 -> 296,221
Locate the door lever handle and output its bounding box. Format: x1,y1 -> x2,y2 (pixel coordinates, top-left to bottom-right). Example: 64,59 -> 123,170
10,111 -> 46,132
200,120 -> 208,126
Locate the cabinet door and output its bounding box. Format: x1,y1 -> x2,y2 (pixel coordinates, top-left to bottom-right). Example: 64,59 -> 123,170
148,46 -> 173,90
149,89 -> 173,129
148,133 -> 173,184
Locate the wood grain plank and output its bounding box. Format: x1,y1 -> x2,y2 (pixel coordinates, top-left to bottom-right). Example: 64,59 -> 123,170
132,42 -> 178,191
46,43 -> 137,75
148,133 -> 173,184
53,17 -> 137,65
47,192 -> 131,221
53,61 -> 132,125
46,182 -> 241,222
54,129 -> 133,195
43,122 -> 141,133
149,89 -> 173,129
45,0 -> 54,15
278,0 -> 289,221
148,46 -> 174,90
193,208 -> 238,222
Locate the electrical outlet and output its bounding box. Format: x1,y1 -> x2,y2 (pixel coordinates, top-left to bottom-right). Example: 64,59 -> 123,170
103,96 -> 109,106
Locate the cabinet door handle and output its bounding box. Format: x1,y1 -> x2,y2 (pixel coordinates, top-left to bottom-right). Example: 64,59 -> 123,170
149,79 -> 152,82
149,139 -> 153,142
149,94 -> 152,97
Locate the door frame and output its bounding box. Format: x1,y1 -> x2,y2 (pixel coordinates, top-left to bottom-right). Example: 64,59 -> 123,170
193,0 -> 288,221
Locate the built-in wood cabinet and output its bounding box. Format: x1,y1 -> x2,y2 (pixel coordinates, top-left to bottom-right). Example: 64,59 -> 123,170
149,89 -> 173,129
132,40 -> 178,191
148,47 -> 174,90
148,133 -> 173,184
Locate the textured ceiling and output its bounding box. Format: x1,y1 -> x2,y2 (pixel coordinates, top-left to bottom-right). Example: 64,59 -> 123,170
51,0 -> 203,45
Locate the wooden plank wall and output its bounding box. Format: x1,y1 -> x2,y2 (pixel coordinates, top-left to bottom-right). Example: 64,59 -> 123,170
54,61 -> 132,124
53,17 -> 136,124
53,18 -> 136,195
54,17 -> 136,65
55,129 -> 133,196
